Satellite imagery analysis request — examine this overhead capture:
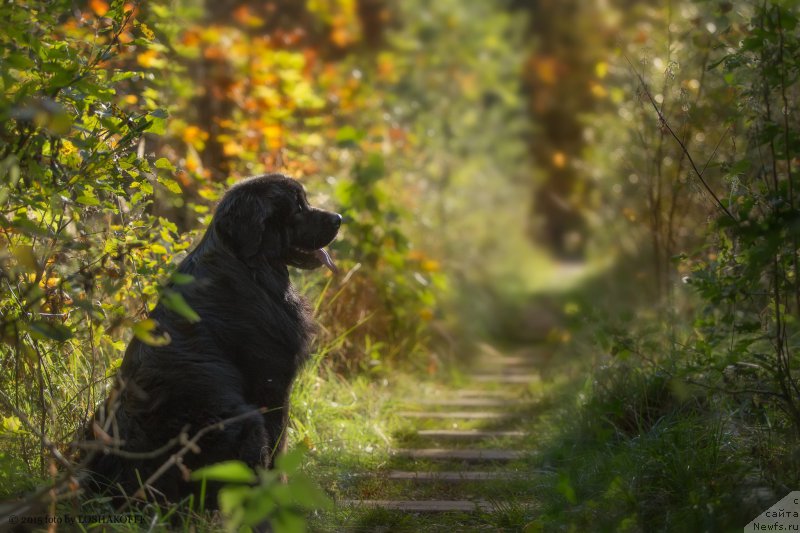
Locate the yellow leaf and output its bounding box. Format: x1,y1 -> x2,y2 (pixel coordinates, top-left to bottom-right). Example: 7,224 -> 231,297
39,276 -> 61,289
182,125 -> 209,144
222,141 -> 243,157
421,259 -> 440,273
139,23 -> 155,41
185,153 -> 200,172
590,81 -> 607,99
2,416 -> 22,433
137,49 -> 164,69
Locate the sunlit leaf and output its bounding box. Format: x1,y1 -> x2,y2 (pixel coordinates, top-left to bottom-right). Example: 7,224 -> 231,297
132,319 -> 171,346
154,158 -> 175,171
161,290 -> 201,322
158,177 -> 182,194
191,461 -> 257,484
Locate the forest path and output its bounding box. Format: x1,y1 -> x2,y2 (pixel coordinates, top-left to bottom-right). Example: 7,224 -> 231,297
333,343 -> 548,527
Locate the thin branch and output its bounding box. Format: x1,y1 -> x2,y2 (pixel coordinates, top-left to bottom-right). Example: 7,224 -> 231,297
118,406 -> 268,508
625,55 -> 737,222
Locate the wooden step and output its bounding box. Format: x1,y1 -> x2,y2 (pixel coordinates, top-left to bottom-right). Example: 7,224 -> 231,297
454,389 -> 518,398
415,429 -> 526,439
393,448 -> 524,461
474,356 -> 537,369
386,470 -> 516,481
469,374 -> 540,384
397,410 -> 511,420
340,499 -> 493,512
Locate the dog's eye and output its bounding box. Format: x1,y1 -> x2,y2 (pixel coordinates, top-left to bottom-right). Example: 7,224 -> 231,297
296,200 -> 304,212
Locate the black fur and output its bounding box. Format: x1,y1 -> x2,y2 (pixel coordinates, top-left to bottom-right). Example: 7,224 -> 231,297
84,174 -> 341,505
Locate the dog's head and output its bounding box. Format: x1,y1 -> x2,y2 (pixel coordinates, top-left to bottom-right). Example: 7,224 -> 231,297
213,174 -> 342,272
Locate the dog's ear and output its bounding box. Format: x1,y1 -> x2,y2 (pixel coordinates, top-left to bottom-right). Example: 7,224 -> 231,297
214,192 -> 275,259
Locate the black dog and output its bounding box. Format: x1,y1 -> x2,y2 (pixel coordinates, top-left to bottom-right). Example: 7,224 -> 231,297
84,174 -> 341,505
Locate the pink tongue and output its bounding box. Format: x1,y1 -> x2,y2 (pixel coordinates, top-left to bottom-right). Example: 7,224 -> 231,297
314,248 -> 337,273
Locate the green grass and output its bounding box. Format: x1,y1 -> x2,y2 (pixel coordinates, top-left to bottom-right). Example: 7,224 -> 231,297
289,310 -> 793,532
290,344 -> 554,532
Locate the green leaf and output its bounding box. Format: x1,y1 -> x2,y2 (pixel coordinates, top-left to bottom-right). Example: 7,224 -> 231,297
240,485 -> 277,526
275,448 -> 304,473
556,473 -> 577,504
334,125 -> 364,146
111,71 -> 139,82
217,485 -> 251,525
157,176 -> 182,194
76,195 -> 100,206
162,290 -> 201,322
144,115 -> 167,134
287,474 -> 333,510
132,319 -> 171,346
270,510 -> 306,533
155,157 -> 175,171
191,461 -> 257,484
171,273 -> 195,285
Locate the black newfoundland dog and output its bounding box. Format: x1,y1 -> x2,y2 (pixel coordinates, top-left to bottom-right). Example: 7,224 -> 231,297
84,174 -> 341,504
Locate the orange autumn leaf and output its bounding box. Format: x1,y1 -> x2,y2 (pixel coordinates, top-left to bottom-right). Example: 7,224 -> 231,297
330,15 -> 355,48
89,0 -> 109,16
233,5 -> 264,28
176,170 -> 192,187
182,125 -> 209,144
590,81 -> 607,99
530,55 -> 559,85
118,31 -> 134,44
182,29 -> 201,47
203,46 -> 224,60
122,2 -> 138,16
377,54 -> 397,82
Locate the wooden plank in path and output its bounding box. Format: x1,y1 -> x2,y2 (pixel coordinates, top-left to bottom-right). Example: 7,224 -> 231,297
469,374 -> 540,384
386,471 -> 515,481
340,499 -> 493,512
415,429 -> 526,439
393,448 -> 524,461
397,410 -> 511,420
454,389 -> 518,398
474,355 -> 536,367
413,398 -> 516,408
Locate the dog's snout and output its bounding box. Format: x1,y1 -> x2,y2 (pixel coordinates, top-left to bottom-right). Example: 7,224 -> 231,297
331,213 -> 342,229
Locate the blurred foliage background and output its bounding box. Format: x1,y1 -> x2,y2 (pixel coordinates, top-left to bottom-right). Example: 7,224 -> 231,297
1,0 -> 799,530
